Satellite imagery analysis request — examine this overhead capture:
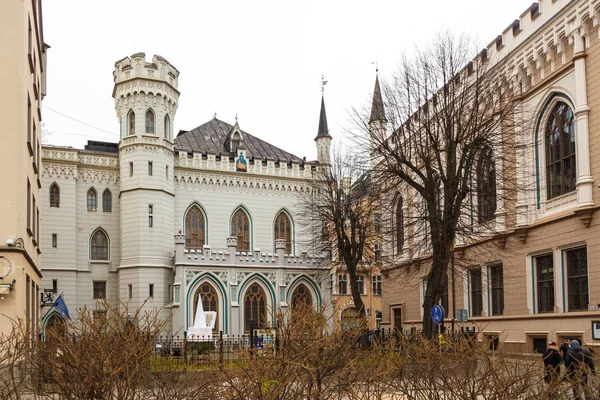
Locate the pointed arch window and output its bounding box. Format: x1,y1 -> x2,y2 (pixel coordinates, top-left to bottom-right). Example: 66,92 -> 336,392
546,102 -> 576,199
477,145 -> 497,223
274,212 -> 292,254
128,110 -> 135,136
291,284 -> 312,311
396,197 -> 404,252
185,205 -> 206,249
90,229 -> 109,260
164,114 -> 170,140
49,183 -> 60,208
102,189 -> 112,213
231,208 -> 250,252
87,188 -> 97,212
244,283 -> 266,332
145,110 -> 155,134
193,282 -> 219,333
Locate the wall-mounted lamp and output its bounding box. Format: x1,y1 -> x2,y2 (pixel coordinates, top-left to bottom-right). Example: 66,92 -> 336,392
0,280 -> 16,295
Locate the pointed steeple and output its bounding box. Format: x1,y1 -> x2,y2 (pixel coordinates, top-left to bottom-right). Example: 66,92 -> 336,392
369,72 -> 387,123
315,95 -> 332,141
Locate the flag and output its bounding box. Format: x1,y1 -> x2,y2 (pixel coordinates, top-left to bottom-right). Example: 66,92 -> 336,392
53,295 -> 71,320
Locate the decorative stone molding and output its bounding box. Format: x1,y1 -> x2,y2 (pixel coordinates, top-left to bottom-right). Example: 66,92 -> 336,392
574,207 -> 594,228
174,171 -> 311,193
514,227 -> 529,244
41,164 -> 78,180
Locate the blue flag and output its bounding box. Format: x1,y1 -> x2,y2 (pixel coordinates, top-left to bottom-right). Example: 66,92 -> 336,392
53,295 -> 71,320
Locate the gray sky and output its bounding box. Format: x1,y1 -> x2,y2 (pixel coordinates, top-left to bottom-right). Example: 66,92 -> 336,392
43,0 -> 529,161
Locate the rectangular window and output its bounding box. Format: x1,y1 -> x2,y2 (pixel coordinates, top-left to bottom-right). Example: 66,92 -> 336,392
148,161 -> 153,176
393,308 -> 402,333
535,254 -> 554,313
338,274 -> 348,295
128,284 -> 132,299
28,19 -> 33,71
52,233 -> 57,248
374,213 -> 381,233
32,197 -> 36,243
490,264 -> 504,316
168,284 -> 172,302
149,216 -> 153,227
166,165 -> 169,180
149,284 -> 154,298
174,285 -> 180,303
129,162 -> 133,176
470,268 -> 483,317
36,207 -> 40,244
566,247 -> 588,311
93,281 -> 106,299
52,279 -> 58,292
27,95 -> 33,155
148,204 -> 153,214
374,243 -> 381,263
372,275 -> 382,296
357,276 -> 365,295
27,179 -> 31,234
26,275 -> 30,334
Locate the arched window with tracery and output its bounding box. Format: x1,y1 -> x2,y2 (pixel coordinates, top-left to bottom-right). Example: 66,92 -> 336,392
231,208 -> 250,252
185,205 -> 206,249
164,114 -> 170,140
193,282 -> 219,333
244,283 -> 266,332
87,188 -> 97,212
396,197 -> 404,252
49,183 -> 60,208
128,110 -> 135,136
90,229 -> 109,260
102,189 -> 112,213
274,212 -> 292,254
546,101 -> 576,199
477,145 -> 497,223
145,109 -> 155,134
291,284 -> 312,311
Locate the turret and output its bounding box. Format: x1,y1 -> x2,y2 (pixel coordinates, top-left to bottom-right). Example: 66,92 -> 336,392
314,95 -> 332,165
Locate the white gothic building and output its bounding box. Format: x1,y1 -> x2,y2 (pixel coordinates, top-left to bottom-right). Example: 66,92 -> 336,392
40,53 -> 332,336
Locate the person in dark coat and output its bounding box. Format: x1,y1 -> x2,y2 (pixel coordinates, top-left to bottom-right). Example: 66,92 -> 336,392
565,340 -> 595,400
559,338 -> 571,365
543,342 -> 562,399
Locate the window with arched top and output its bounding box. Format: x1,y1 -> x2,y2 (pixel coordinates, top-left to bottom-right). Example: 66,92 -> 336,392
102,189 -> 112,213
274,212 -> 292,254
128,111 -> 135,136
145,110 -> 155,134
193,282 -> 219,333
231,208 -> 250,252
546,101 -> 576,199
87,188 -> 97,212
49,183 -> 60,208
291,284 -> 312,311
477,146 -> 497,223
396,197 -> 404,252
244,283 -> 266,332
164,114 -> 170,140
185,205 -> 206,249
90,229 -> 109,260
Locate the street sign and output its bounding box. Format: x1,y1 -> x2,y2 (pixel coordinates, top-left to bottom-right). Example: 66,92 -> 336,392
431,305 -> 444,324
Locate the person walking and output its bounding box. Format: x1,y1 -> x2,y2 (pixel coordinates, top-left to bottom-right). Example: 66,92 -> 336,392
543,342 -> 562,399
560,338 -> 571,365
565,339 -> 595,400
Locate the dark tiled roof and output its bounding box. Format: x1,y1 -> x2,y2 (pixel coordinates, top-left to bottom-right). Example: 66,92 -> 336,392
84,140 -> 119,154
175,118 -> 304,163
315,96 -> 331,140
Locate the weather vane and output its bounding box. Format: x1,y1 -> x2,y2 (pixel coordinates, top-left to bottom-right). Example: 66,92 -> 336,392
321,75 -> 328,95
235,113 -> 238,123
371,60 -> 379,72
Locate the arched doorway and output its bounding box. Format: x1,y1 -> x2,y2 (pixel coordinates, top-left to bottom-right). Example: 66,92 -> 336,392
192,282 -> 219,333
291,284 -> 312,311
44,313 -> 66,342
244,283 -> 266,332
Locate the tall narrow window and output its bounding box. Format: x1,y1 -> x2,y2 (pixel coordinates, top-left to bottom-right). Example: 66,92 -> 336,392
148,161 -> 153,176
149,284 -> 154,298
128,110 -> 135,136
185,205 -> 206,249
164,114 -> 170,140
90,229 -> 109,260
27,179 -> 31,233
231,208 -> 250,252
129,162 -> 133,176
49,183 -> 60,207
291,284 -> 312,311
102,189 -> 112,212
546,102 -> 576,199
490,264 -> 504,316
145,110 -> 155,134
52,233 -> 57,248
374,213 -> 381,233
244,283 -> 266,332
372,275 -> 382,296
396,197 -> 404,252
193,282 -> 219,333
470,268 -> 483,317
148,204 -> 153,227
536,254 -> 554,313
566,247 -> 588,311
441,280 -> 449,314
87,188 -> 97,212
357,276 -> 365,295
274,212 -> 292,254
477,145 -> 497,223
338,274 -> 348,295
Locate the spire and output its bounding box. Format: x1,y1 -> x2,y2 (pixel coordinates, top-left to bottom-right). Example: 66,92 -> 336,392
315,95 -> 332,141
369,72 -> 387,124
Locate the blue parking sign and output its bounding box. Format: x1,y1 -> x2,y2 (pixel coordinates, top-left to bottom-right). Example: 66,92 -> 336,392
431,305 -> 444,324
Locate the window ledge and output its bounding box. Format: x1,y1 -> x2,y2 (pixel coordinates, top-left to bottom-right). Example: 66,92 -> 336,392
89,260 -> 110,264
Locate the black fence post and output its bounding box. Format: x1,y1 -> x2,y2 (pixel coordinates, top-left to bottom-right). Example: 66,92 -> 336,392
249,320 -> 255,350
219,330 -> 224,366
183,333 -> 188,365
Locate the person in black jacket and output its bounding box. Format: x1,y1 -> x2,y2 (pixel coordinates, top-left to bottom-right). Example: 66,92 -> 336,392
543,341 -> 562,399
559,338 -> 571,365
565,340 -> 595,400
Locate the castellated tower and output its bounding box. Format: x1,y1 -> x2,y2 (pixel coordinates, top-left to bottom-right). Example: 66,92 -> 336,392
113,53 -> 179,321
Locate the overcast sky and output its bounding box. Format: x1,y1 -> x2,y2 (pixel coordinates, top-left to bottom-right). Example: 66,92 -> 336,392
43,0 -> 530,161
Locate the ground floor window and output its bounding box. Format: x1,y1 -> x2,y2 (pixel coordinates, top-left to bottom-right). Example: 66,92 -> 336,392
566,247 -> 588,311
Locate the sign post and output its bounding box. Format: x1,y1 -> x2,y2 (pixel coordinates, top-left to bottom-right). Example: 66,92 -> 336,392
431,305 -> 445,349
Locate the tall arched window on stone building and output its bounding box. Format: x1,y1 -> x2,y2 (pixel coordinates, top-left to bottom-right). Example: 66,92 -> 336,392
274,211 -> 292,254
231,208 -> 250,252
291,284 -> 312,311
193,282 -> 219,333
477,145 -> 496,223
546,101 -> 576,199
127,110 -> 135,136
244,283 -> 266,332
396,196 -> 404,252
90,229 -> 109,260
185,205 -> 206,249
49,183 -> 60,208
164,114 -> 170,140
145,109 -> 155,134
102,189 -> 112,213
87,188 -> 97,212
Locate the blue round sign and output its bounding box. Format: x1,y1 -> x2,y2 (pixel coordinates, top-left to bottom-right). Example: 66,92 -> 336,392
431,305 -> 444,324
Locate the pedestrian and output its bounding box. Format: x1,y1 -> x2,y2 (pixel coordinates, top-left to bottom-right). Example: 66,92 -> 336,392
560,338 -> 571,365
564,339 -> 595,400
543,341 -> 562,399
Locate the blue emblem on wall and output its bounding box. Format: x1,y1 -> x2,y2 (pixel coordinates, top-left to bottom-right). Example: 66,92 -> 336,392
236,153 -> 247,172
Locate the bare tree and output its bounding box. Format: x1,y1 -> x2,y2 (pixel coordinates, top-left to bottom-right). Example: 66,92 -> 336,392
352,33 -> 525,338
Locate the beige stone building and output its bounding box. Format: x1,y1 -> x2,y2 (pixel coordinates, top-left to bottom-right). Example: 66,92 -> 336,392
0,0 -> 47,336
379,0 -> 600,353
